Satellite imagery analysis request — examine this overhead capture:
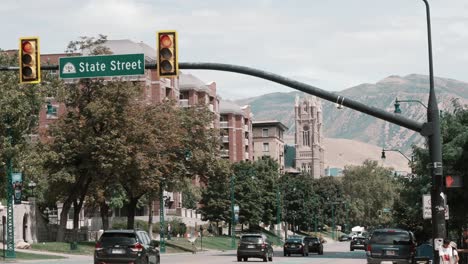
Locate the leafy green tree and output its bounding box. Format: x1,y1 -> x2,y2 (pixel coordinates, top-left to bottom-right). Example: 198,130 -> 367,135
341,160 -> 400,229
254,157 -> 280,228
232,161 -> 262,229
198,159 -> 231,229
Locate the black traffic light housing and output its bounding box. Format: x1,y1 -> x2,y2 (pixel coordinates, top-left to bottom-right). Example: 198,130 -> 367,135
19,37 -> 41,84
157,31 -> 178,77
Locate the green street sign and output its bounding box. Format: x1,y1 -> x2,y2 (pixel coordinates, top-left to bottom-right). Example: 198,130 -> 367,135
59,54 -> 145,79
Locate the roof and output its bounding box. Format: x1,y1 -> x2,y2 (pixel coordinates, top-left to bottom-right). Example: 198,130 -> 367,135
178,73 -> 211,92
219,100 -> 245,115
252,120 -> 288,131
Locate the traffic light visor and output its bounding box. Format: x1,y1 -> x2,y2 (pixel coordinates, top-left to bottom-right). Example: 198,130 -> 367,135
19,37 -> 40,84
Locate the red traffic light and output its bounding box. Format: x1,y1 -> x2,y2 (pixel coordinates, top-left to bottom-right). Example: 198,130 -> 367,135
19,37 -> 41,84
157,31 -> 178,77
445,175 -> 463,188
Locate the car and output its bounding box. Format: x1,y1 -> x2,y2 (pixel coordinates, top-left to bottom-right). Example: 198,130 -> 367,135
350,236 -> 367,251
237,233 -> 274,262
366,228 -> 416,264
283,236 -> 309,257
339,234 -> 351,241
94,229 -> 160,264
304,236 -> 324,255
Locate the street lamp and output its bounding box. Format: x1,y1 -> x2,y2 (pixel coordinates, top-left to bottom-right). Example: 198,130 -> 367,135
28,181 -> 36,197
381,148 -> 414,173
394,97 -> 427,114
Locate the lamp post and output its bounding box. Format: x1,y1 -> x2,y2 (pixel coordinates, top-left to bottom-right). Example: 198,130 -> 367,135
276,187 -> 281,238
420,2 -> 445,263
28,181 -> 37,197
230,174 -> 235,249
159,179 -> 166,253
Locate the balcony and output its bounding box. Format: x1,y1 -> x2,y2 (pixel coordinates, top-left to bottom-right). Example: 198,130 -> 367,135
179,99 -> 189,107
220,149 -> 229,157
222,136 -> 229,143
244,152 -> 250,160
208,104 -> 214,112
244,125 -> 249,131
220,121 -> 228,128
244,138 -> 249,145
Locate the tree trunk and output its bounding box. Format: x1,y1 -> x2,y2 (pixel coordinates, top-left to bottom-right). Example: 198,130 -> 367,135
127,197 -> 139,229
100,201 -> 110,230
228,221 -> 231,236
148,198 -> 154,239
57,198 -> 73,242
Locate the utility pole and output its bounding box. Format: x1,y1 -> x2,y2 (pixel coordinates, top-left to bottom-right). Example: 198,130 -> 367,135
5,117 -> 15,258
159,180 -> 166,253
230,174 -> 235,249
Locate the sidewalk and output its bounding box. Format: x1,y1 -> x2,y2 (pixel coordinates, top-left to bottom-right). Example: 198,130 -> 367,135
0,242 -> 87,259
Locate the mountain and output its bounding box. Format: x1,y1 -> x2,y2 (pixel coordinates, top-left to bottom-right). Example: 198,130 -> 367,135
235,74 -> 468,155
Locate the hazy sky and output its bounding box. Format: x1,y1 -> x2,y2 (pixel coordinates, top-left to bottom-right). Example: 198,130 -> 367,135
2,0 -> 468,99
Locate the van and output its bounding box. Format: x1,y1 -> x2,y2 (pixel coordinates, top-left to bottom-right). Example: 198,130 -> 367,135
366,228 -> 416,264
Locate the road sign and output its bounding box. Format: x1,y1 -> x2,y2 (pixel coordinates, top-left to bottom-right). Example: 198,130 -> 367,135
422,194 -> 449,220
59,54 -> 145,79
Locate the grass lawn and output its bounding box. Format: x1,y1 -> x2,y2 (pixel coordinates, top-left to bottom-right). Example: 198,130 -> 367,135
167,236 -> 239,251
0,250 -> 66,260
30,241 -> 95,255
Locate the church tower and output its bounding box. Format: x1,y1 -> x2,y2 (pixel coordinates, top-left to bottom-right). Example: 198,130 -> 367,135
294,95 -> 325,178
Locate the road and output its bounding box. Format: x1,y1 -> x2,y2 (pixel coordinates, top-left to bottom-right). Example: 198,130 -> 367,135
12,241 -> 368,264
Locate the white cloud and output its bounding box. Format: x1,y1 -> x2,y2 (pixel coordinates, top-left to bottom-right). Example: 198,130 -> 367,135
1,0 -> 467,100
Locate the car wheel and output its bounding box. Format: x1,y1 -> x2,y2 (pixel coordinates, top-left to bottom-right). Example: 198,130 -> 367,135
244,257 -> 248,261
263,256 -> 267,262
237,257 -> 242,262
288,253 -> 291,256
283,252 -> 286,257
268,253 -> 273,261
350,247 -> 354,251
319,250 -> 323,255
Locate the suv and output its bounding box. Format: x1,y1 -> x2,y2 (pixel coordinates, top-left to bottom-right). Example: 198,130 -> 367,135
350,236 -> 367,251
304,236 -> 323,255
94,230 -> 160,264
237,233 -> 273,262
366,228 -> 416,264
283,236 -> 309,256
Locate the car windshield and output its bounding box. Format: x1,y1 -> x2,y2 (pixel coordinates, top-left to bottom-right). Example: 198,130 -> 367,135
370,231 -> 411,245
241,236 -> 263,244
100,233 -> 137,244
306,238 -> 319,242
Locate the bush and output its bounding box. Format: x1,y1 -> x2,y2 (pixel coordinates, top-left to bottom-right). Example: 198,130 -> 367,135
111,220 -> 148,232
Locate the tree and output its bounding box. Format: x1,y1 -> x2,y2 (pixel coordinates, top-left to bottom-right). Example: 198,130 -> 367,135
341,160 -> 400,229
254,157 -> 280,228
198,159 -> 231,229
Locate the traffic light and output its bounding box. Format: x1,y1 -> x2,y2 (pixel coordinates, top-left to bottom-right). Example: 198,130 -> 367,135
157,31 -> 178,77
19,37 -> 41,84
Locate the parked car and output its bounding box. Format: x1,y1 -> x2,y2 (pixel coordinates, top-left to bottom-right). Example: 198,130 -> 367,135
339,234 -> 351,241
284,236 -> 309,257
237,233 -> 274,262
304,236 -> 324,255
94,229 -> 160,264
350,236 -> 367,251
366,228 -> 416,264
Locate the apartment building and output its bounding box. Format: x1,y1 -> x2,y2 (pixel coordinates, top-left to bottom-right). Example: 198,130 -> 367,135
219,100 -> 254,162
252,120 -> 288,172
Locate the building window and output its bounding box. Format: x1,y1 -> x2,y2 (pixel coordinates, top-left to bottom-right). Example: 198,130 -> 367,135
303,131 -> 310,147
262,128 -> 269,137
263,143 -> 269,152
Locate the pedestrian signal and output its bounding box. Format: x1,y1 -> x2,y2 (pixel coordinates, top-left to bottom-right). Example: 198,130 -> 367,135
157,31 -> 178,77
19,37 -> 41,84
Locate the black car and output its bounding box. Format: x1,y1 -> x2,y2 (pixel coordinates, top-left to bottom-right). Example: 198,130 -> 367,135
304,236 -> 324,255
339,234 -> 351,241
94,230 -> 160,264
283,236 -> 309,257
350,236 -> 367,251
366,228 -> 416,264
237,233 -> 274,262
